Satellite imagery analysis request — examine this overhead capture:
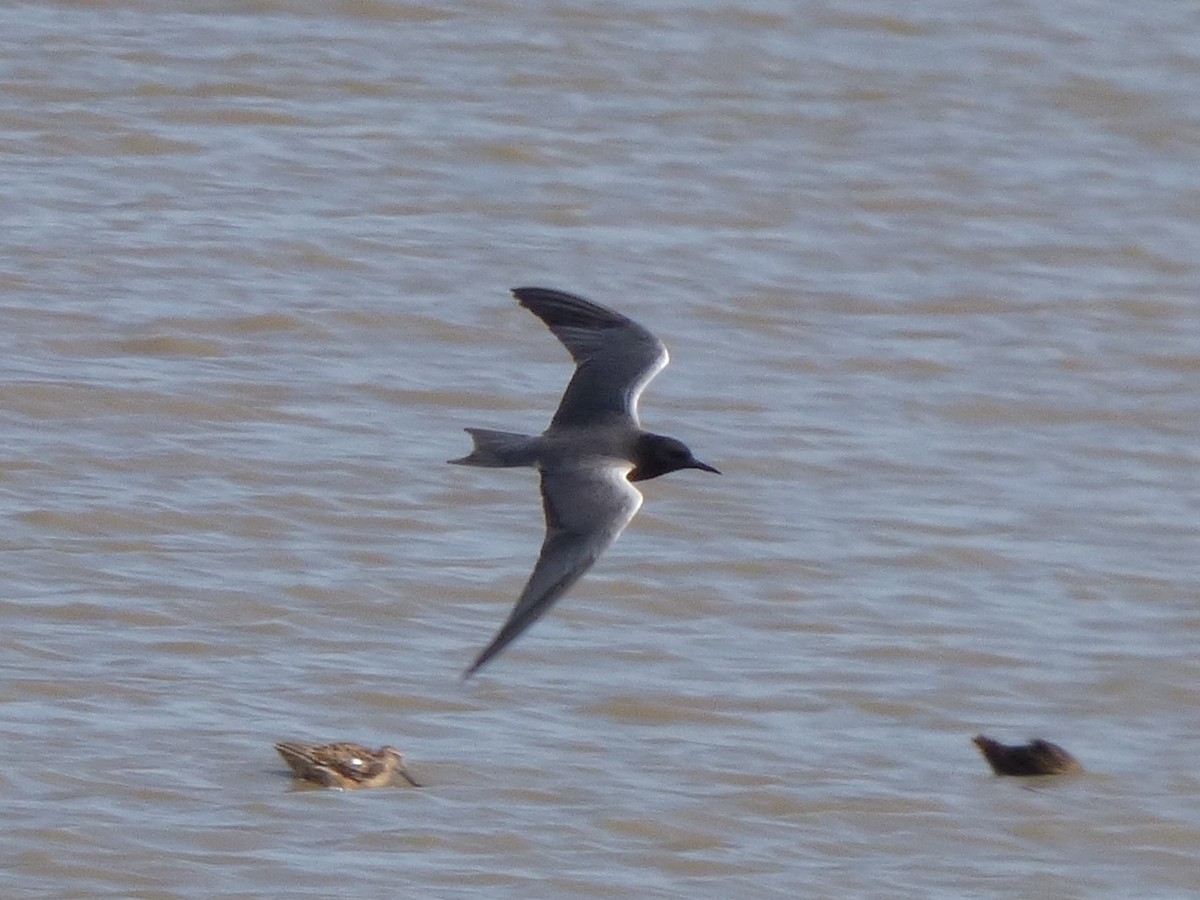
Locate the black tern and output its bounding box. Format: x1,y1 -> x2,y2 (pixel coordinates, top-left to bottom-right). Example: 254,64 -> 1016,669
451,287 -> 719,677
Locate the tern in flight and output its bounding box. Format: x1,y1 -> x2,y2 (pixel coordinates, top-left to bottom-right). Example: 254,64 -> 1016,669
451,287 -> 719,677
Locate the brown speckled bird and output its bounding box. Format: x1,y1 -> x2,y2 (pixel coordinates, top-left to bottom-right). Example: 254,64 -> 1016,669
972,735 -> 1083,776
275,741 -> 421,789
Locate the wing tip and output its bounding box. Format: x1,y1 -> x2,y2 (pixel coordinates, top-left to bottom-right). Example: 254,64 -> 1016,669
510,286 -> 587,310
462,636 -> 504,679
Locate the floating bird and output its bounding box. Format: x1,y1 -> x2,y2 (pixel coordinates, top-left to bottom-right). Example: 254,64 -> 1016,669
275,741 -> 421,789
972,735 -> 1083,776
451,287 -> 719,676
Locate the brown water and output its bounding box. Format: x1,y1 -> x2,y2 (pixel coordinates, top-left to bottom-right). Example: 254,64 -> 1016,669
4,1 -> 1200,897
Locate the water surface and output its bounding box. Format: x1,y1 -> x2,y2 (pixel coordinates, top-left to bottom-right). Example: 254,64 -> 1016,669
3,1 -> 1199,897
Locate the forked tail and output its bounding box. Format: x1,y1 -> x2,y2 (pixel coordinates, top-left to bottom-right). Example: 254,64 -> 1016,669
448,428 -> 539,467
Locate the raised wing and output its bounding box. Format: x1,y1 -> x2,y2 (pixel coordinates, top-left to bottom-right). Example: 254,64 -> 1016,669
464,461 -> 643,676
512,287 -> 668,429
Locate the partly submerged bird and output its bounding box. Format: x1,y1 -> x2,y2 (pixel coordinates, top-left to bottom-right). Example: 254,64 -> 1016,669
451,287 -> 719,677
972,735 -> 1083,776
275,741 -> 421,789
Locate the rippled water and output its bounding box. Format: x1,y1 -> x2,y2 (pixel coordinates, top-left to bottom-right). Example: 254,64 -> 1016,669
4,1 -> 1200,897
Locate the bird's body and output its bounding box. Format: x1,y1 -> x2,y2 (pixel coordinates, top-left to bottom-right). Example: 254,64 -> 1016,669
274,741 -> 421,789
972,735 -> 1083,776
452,287 -> 718,676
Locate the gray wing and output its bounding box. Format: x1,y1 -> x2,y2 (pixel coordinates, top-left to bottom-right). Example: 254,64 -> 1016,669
512,287 -> 669,430
464,461 -> 643,676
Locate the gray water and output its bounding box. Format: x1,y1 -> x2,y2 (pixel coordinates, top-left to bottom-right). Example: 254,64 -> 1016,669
3,1 -> 1199,897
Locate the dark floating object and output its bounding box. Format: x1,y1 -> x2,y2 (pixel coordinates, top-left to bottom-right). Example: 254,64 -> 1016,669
275,741 -> 421,789
972,734 -> 1083,776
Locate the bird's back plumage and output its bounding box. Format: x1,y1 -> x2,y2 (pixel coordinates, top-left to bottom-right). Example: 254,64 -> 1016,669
275,741 -> 420,788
